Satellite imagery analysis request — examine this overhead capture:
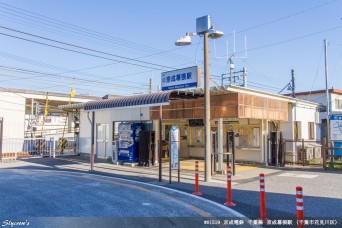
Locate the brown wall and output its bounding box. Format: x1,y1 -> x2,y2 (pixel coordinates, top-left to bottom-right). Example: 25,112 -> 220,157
238,94 -> 288,121
150,92 -> 288,121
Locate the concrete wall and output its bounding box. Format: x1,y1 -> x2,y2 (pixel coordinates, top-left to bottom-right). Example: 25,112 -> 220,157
79,107 -> 150,160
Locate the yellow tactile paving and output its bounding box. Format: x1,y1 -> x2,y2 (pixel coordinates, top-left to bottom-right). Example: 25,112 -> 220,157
180,160 -> 257,172
162,159 -> 257,172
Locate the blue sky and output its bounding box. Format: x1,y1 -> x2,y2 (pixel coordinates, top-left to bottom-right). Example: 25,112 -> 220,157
0,0 -> 341,97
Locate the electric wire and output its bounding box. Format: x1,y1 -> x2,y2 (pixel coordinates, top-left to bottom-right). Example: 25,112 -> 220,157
224,0 -> 337,37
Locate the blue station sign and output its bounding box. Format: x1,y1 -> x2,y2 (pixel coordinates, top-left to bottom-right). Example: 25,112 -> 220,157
161,66 -> 200,91
330,115 -> 342,141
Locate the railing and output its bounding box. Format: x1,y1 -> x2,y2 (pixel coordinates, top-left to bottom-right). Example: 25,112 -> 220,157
284,139 -> 323,166
1,137 -> 77,160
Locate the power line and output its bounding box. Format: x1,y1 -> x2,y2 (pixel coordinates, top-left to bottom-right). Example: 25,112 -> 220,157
0,2 -> 193,62
225,0 -> 337,37
237,25 -> 342,54
0,26 -> 176,71
0,65 -> 147,90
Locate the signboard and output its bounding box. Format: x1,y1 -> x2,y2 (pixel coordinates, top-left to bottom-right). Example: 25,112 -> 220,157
196,15 -> 211,34
189,119 -> 204,127
161,66 -> 200,91
334,142 -> 342,156
170,126 -> 179,170
330,115 -> 342,141
253,127 -> 260,147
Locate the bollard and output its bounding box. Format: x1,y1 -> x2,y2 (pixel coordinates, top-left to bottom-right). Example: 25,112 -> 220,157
296,186 -> 304,228
192,160 -> 202,196
224,166 -> 236,206
259,173 -> 267,223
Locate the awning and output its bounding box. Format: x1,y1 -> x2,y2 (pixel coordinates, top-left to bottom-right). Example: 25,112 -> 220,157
84,90 -> 203,111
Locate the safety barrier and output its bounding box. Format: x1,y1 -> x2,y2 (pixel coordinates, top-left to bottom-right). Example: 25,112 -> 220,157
259,173 -> 267,223
55,137 -> 76,156
296,186 -> 304,228
189,166 -> 305,223
224,166 -> 235,206
192,160 -> 202,196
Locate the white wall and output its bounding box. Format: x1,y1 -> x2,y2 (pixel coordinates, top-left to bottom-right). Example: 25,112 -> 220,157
289,102 -> 318,140
0,92 -> 26,154
280,101 -> 319,163
79,107 -> 151,159
0,92 -> 25,139
331,93 -> 342,112
296,93 -> 326,106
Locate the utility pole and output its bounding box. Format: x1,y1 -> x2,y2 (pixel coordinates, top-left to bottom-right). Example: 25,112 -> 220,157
291,69 -> 295,98
149,78 -> 152,94
204,30 -> 211,182
229,58 -> 234,85
31,98 -> 34,138
324,39 -> 331,164
243,67 -> 247,87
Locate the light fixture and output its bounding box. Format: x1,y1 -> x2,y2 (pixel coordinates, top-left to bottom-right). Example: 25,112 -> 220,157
208,29 -> 224,39
175,35 -> 192,46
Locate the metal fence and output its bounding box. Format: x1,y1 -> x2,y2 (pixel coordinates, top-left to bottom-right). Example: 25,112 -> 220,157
1,137 -> 77,160
284,139 -> 323,166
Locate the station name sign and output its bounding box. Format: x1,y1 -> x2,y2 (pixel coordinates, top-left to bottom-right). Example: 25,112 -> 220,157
161,66 -> 200,91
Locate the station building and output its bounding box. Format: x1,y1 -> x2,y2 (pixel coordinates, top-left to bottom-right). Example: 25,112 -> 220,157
60,85 -> 320,167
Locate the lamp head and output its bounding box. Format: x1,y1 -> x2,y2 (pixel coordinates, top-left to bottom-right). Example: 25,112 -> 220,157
208,29 -> 224,39
175,35 -> 192,46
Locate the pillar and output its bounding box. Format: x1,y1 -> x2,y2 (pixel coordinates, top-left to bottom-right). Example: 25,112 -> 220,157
217,118 -> 224,173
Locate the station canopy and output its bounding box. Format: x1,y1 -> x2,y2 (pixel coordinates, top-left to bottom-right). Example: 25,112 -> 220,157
83,90 -> 203,111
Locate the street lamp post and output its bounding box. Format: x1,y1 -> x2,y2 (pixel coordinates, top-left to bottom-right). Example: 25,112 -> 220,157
175,16 -> 223,182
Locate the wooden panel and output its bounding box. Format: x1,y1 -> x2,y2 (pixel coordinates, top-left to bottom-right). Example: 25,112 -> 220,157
253,96 -> 265,107
221,93 -> 238,106
150,92 -> 288,121
211,95 -> 221,107
193,106 -> 204,119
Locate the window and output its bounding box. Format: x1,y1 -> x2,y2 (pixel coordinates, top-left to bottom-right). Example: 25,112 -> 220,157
294,121 -> 302,140
335,99 -> 342,110
308,122 -> 315,140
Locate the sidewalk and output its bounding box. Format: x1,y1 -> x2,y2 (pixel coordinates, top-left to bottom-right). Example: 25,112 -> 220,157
0,156 -> 284,185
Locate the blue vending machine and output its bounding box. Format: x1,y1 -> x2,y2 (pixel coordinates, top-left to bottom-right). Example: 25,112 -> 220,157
118,122 -> 143,162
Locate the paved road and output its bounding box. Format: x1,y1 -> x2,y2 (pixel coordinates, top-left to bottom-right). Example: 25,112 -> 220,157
1,158 -> 341,227
0,169 -> 246,228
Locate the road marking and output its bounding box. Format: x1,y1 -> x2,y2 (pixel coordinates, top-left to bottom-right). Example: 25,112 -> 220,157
296,174 -> 318,179
278,173 -> 318,179
210,179 -> 239,185
278,173 -> 297,177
